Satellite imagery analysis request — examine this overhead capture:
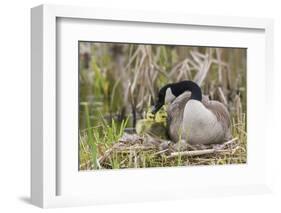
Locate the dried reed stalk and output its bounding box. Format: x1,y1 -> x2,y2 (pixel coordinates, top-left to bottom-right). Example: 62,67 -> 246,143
218,86 -> 228,105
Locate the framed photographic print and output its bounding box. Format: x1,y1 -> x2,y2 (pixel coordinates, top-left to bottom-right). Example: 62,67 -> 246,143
31,4 -> 274,208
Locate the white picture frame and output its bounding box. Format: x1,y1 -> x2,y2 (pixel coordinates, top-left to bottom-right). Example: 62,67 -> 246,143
31,4 -> 274,208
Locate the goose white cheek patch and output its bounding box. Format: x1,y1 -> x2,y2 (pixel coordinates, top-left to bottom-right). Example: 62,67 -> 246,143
165,88 -> 176,104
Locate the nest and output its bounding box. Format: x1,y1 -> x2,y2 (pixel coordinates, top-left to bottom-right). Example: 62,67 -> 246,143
83,133 -> 241,170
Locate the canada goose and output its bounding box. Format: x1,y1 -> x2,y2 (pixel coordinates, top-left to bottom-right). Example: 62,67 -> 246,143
151,80 -> 231,145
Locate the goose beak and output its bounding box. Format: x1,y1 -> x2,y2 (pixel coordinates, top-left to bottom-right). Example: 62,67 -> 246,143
151,102 -> 163,114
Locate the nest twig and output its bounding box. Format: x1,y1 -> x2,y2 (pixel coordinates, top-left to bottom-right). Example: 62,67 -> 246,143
94,134 -> 240,169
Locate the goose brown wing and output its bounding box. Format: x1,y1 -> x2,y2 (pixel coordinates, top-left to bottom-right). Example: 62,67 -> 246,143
203,100 -> 231,131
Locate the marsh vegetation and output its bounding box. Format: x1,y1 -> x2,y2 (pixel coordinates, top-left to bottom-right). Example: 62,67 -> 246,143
79,42 -> 247,170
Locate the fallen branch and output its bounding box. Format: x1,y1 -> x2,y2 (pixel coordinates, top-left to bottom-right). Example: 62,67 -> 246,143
167,138 -> 238,159
167,149 -> 229,158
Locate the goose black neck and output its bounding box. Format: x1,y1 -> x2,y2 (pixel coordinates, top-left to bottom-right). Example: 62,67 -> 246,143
171,80 -> 202,101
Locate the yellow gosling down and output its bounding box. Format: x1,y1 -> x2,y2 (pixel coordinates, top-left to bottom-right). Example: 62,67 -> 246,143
136,107 -> 168,139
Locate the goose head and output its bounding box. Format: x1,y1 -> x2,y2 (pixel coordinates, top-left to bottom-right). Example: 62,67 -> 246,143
151,80 -> 202,114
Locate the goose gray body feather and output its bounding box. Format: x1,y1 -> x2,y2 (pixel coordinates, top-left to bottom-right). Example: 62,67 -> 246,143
167,92 -> 231,144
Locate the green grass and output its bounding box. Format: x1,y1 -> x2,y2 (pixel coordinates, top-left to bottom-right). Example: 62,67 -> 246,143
79,106 -> 129,170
